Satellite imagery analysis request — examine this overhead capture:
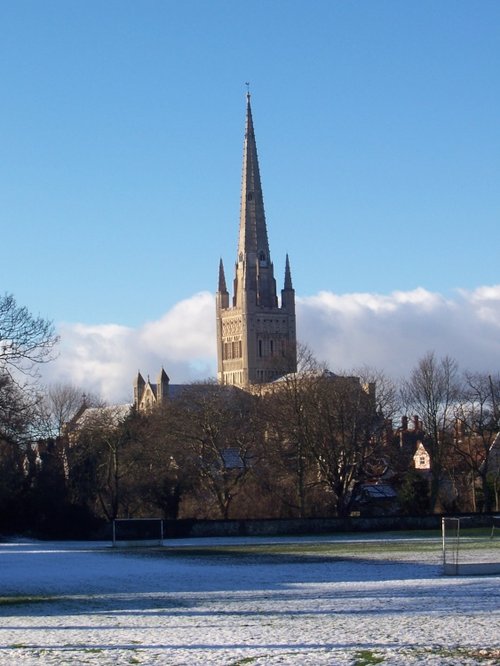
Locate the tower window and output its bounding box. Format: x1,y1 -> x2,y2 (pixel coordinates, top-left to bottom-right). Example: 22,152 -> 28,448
258,339 -> 263,357
247,192 -> 253,201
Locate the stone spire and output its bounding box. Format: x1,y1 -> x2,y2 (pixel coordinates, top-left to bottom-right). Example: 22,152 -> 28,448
235,93 -> 277,309
237,92 -> 271,264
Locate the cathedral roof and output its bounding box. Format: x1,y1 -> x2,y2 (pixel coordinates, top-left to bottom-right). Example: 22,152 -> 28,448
68,404 -> 132,431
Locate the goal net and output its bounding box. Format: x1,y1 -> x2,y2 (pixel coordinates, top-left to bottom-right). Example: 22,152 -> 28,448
112,518 -> 164,547
442,516 -> 500,575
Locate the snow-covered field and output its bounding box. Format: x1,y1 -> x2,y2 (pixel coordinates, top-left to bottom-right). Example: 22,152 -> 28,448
0,534 -> 499,665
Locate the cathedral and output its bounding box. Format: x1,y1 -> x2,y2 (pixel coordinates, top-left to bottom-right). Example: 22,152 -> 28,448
134,93 -> 297,409
216,94 -> 297,387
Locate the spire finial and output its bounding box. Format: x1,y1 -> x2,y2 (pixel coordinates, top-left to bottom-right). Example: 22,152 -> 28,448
245,81 -> 250,101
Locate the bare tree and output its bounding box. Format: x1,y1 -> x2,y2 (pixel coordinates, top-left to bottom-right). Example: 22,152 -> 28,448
354,365 -> 400,422
306,372 -> 382,517
168,383 -> 259,519
259,345 -> 325,518
128,406 -> 196,520
401,352 -> 461,511
67,406 -> 140,520
0,372 -> 44,533
0,372 -> 36,445
39,383 -> 102,437
260,348 -> 385,518
453,372 -> 500,512
0,293 -> 58,377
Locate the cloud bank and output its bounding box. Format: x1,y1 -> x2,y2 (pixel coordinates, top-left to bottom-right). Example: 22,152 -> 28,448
298,286 -> 500,378
44,293 -> 216,404
41,286 -> 500,403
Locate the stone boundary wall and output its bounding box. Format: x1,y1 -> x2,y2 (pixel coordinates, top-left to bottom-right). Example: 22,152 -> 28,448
162,513 -> 499,539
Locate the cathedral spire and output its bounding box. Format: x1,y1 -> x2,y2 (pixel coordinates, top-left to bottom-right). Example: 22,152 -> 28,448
237,93 -> 271,266
234,93 -> 277,309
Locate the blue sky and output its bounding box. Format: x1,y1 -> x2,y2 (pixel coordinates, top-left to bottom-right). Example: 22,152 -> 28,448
2,1 -> 500,399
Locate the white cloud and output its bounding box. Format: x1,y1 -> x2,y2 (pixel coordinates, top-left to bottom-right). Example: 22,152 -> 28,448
298,285 -> 500,378
41,285 -> 500,403
42,292 -> 216,403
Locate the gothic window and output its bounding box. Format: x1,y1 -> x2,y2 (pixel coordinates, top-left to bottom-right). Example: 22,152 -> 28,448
258,339 -> 263,357
270,340 -> 274,356
247,192 -> 253,201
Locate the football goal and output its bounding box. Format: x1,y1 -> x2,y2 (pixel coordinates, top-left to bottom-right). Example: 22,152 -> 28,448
112,518 -> 164,547
442,516 -> 500,575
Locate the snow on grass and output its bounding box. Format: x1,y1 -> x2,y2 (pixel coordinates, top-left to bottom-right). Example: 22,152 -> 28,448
0,533 -> 499,664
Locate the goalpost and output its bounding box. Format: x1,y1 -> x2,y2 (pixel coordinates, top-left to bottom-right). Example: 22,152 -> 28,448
490,515 -> 500,539
442,516 -> 500,575
441,517 -> 461,574
112,518 -> 164,548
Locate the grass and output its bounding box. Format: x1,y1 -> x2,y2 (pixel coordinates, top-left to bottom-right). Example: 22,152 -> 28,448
0,595 -> 58,607
121,528 -> 498,568
147,532 -> 444,560
353,650 -> 385,665
424,646 -> 500,662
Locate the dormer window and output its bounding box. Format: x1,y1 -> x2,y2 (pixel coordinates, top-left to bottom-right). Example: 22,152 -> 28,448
259,251 -> 267,265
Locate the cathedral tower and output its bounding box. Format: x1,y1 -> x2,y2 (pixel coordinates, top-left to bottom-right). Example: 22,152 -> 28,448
216,94 -> 297,387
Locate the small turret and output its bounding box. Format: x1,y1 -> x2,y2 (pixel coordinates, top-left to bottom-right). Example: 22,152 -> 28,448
281,254 -> 295,310
133,371 -> 146,409
284,253 -> 293,290
217,258 -> 229,309
157,367 -> 170,403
